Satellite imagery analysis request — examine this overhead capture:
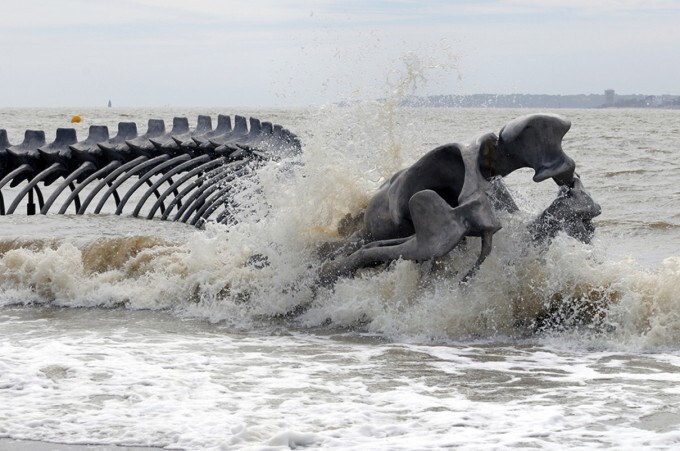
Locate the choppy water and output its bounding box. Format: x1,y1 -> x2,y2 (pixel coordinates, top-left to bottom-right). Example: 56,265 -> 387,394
1,106 -> 680,450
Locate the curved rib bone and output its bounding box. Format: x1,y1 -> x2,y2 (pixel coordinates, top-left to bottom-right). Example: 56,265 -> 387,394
1,114 -> 301,221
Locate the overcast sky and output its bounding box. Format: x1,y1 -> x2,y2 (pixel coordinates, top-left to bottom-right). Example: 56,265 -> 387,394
1,0 -> 678,107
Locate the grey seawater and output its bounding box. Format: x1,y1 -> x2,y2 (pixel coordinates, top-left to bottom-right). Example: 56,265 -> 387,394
1,107 -> 680,450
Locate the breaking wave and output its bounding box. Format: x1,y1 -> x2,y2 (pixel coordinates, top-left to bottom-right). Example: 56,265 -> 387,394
1,104 -> 679,352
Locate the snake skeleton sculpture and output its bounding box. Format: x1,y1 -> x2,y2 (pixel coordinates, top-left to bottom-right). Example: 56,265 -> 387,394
0,114 -> 301,226
1,112 -> 600,285
319,113 -> 601,285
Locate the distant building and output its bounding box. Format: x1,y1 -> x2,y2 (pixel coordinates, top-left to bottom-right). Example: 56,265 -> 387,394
604,89 -> 615,105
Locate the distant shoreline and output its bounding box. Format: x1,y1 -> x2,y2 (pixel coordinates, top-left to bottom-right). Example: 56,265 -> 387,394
394,93 -> 680,109
2,98 -> 679,110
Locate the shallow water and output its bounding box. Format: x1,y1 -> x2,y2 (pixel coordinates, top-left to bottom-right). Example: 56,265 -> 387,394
1,106 -> 680,449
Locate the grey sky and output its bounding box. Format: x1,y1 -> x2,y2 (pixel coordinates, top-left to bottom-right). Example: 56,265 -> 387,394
1,0 -> 678,107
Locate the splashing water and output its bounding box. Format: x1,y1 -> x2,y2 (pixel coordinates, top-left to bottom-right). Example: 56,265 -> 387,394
1,104 -> 679,353
351,47 -> 462,177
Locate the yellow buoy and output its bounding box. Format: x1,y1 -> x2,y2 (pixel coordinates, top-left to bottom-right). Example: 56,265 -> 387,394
71,115 -> 81,123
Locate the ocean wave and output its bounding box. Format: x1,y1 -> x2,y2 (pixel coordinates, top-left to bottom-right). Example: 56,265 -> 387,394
1,105 -> 679,350
1,209 -> 679,350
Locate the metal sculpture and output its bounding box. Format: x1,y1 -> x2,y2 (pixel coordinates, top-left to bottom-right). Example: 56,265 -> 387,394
2,112 -> 601,287
0,114 -> 300,226
319,114 -> 601,285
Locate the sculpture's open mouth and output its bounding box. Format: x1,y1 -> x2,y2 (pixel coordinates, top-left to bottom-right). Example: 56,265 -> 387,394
532,157 -> 576,183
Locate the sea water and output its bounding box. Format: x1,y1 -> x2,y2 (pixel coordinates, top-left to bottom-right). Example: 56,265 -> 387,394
1,106 -> 680,450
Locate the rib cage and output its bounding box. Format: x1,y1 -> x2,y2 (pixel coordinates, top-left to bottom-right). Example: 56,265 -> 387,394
0,114 -> 301,226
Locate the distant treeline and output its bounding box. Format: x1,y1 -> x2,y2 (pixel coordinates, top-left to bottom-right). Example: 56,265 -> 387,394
396,94 -> 680,109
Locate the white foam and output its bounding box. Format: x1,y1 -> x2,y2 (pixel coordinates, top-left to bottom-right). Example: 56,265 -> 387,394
2,309 -> 679,449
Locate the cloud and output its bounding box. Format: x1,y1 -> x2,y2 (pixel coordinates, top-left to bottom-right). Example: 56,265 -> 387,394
6,0 -> 680,30
1,0 -> 678,106
2,0 -> 316,29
